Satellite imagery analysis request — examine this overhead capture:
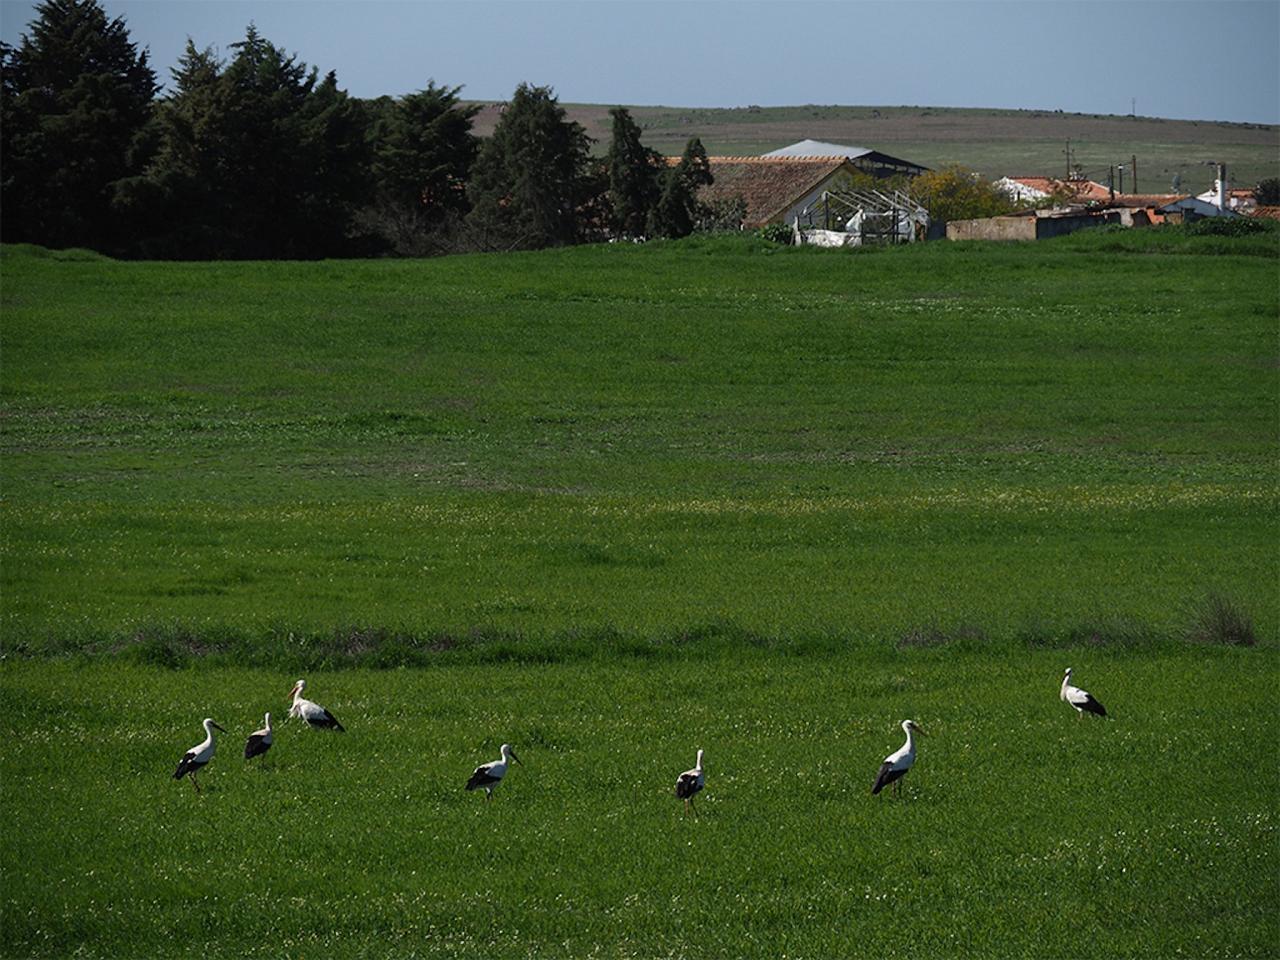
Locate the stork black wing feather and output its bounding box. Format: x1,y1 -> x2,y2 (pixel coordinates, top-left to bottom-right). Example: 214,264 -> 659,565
871,762 -> 906,795
1080,694 -> 1107,717
173,751 -> 199,779
466,767 -> 500,791
675,773 -> 703,800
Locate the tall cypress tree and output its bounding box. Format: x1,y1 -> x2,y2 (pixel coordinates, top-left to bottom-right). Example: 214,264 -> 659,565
649,137 -> 713,239
466,83 -> 591,250
0,0 -> 157,252
606,106 -> 661,238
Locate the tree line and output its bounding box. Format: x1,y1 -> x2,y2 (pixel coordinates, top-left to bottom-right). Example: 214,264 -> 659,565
1,0 -> 716,259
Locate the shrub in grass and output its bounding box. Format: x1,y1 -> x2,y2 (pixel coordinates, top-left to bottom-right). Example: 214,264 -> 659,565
1185,591 -> 1257,646
1185,216 -> 1273,237
756,222 -> 794,245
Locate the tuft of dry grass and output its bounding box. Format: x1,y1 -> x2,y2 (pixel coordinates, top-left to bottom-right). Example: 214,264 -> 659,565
1185,591 -> 1257,646
897,623 -> 987,650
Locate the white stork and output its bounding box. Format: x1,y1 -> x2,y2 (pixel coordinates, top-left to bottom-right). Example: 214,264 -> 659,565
674,749 -> 705,815
244,712 -> 273,759
872,720 -> 926,796
465,743 -> 521,801
172,718 -> 226,793
288,679 -> 346,731
1061,667 -> 1107,718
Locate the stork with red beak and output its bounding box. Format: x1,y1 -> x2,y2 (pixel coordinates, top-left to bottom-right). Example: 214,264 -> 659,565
288,679 -> 346,731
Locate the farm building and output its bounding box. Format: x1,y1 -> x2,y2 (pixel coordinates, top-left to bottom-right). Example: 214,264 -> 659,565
946,207 -> 1133,241
683,157 -> 873,229
761,140 -> 929,178
1195,187 -> 1256,213
994,176 -> 1112,204
1108,193 -> 1237,219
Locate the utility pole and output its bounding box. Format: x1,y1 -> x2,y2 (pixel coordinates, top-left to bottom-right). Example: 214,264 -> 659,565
1118,164 -> 1125,194
1108,166 -> 1115,202
1064,139 -> 1072,179
1131,154 -> 1138,194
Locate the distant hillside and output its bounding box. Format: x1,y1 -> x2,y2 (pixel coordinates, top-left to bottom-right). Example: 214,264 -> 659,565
468,102 -> 1278,195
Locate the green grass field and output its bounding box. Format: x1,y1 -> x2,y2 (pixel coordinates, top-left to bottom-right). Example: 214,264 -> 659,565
2,230 -> 1278,956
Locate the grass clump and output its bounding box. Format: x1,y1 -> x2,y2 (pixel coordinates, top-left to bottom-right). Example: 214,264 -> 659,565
1185,591 -> 1257,646
896,622 -> 988,650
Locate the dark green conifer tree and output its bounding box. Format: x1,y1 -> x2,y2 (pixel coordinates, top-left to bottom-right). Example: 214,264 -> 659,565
466,83 -> 591,250
605,106 -> 661,238
1,0 -> 157,252
364,82 -> 480,254
648,137 -> 713,239
117,25 -> 371,258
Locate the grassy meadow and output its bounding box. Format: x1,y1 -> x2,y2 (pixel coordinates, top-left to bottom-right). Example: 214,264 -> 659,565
2,229 -> 1278,957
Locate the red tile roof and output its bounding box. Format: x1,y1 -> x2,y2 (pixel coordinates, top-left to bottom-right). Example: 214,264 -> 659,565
1004,177 -> 1112,202
1248,205 -> 1280,220
1107,193 -> 1191,209
672,157 -> 852,228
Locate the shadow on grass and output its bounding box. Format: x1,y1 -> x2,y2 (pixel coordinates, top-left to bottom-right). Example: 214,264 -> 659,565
9,597 -> 1268,671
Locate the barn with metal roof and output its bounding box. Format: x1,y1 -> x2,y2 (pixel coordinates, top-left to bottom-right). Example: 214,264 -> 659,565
761,140 -> 928,178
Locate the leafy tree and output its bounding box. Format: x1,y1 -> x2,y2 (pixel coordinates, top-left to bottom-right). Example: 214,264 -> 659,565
911,166 -> 1016,224
1,0 -> 157,252
648,137 -> 713,239
465,83 -> 591,250
117,26 -> 371,258
362,82 -> 480,255
1255,177 -> 1280,206
606,107 -> 661,237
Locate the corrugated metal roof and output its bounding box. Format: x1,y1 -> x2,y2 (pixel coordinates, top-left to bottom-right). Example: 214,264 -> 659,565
762,139 -> 873,159
762,140 -> 927,174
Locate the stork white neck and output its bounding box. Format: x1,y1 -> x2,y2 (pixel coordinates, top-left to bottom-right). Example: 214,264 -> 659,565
199,718 -> 220,749
900,721 -> 917,751
694,749 -> 704,771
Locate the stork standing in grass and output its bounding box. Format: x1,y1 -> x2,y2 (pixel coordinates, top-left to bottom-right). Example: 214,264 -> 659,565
872,720 -> 926,796
288,679 -> 346,731
466,743 -> 521,801
244,712 -> 273,760
674,749 -> 705,815
173,718 -> 226,793
1060,667 -> 1108,718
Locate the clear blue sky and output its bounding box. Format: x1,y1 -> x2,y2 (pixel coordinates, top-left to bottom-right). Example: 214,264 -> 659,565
2,0 -> 1276,123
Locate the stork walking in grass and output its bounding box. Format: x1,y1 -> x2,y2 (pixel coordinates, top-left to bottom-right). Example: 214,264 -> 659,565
466,743 -> 521,801
244,712 -> 273,760
872,720 -> 926,796
173,718 -> 226,793
674,749 -> 705,815
288,679 -> 346,731
1061,667 -> 1107,718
